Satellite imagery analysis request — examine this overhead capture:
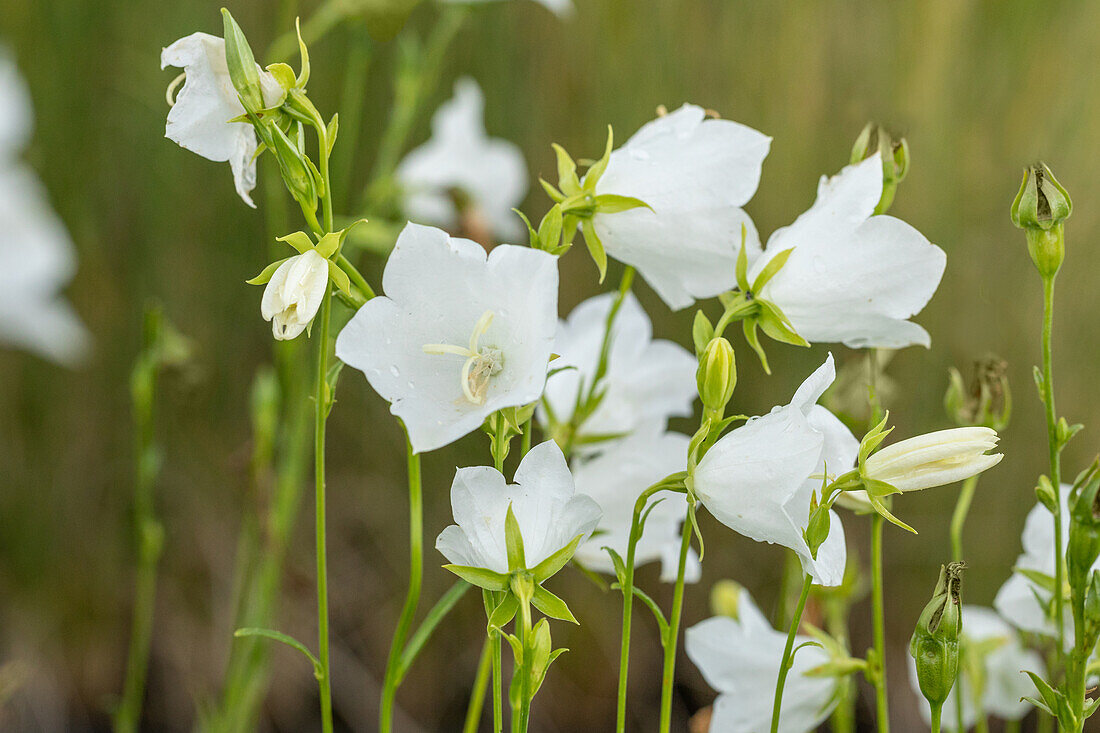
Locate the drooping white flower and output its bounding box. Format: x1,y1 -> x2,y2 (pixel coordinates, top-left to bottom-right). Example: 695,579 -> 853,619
864,427 -> 1003,492
435,440 -> 601,574
589,104 -> 771,310
0,53 -> 88,365
538,292 -> 697,450
396,78 -> 528,242
439,0 -> 574,18
691,355 -> 856,586
686,587 -> 840,733
907,606 -> 1045,730
260,249 -> 329,340
335,223 -> 558,453
994,485 -> 1084,644
161,32 -> 283,208
747,154 -> 946,348
571,428 -> 698,583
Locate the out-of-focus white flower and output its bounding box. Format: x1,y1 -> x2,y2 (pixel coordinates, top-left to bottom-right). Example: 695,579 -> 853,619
686,586 -> 840,733
0,52 -> 88,365
865,427 -> 1002,492
691,355 -> 855,586
748,154 -> 946,348
590,104 -> 770,310
907,606 -> 1045,730
260,249 -> 329,340
335,223 -> 558,453
439,0 -> 574,18
161,32 -> 283,207
435,440 -> 601,574
538,292 -> 696,450
396,78 -> 528,242
994,485 -> 1085,644
571,428 -> 698,583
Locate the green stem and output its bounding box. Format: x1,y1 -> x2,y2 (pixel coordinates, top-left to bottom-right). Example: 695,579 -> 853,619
379,437 -> 423,732
930,703 -> 942,733
491,619 -> 503,733
512,596 -> 533,733
950,475 -> 980,563
954,679 -> 965,733
658,508 -> 694,733
313,282 -> 334,733
337,253 -> 375,300
1040,275 -> 1066,660
464,638 -> 493,733
825,595 -> 856,733
871,513 -> 890,733
770,573 -> 813,733
1004,717 -> 1022,733
711,293 -> 760,339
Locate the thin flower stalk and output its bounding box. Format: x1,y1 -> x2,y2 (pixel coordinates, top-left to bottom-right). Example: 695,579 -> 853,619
770,573 -> 814,733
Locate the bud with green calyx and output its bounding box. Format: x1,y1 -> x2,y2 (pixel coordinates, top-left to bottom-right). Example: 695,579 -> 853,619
221,8 -> 266,114
1068,461 -> 1100,621
1011,162 -> 1071,279
697,337 -> 736,414
909,562 -> 964,729
944,356 -> 1011,431
851,122 -> 910,215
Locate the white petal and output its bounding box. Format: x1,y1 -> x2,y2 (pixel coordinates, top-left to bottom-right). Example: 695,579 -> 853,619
446,465 -> 513,572
0,49 -> 33,157
790,353 -> 836,415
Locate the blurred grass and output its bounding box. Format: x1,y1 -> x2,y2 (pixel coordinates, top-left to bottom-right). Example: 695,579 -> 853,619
2,0 -> 1100,729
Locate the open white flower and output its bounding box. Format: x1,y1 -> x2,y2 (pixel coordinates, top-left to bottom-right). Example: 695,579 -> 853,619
907,606 -> 1045,729
691,355 -> 855,586
161,32 -> 283,208
571,428 -> 698,583
335,223 -> 558,453
0,53 -> 88,365
439,0 -> 573,18
865,427 -> 1002,492
589,104 -> 771,310
396,78 -> 528,242
435,440 -> 601,574
686,587 -> 839,733
747,154 -> 946,348
538,292 -> 697,450
260,249 -> 329,340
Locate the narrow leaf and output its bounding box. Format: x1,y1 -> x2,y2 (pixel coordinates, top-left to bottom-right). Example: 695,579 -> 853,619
442,564 -> 509,591
234,627 -> 321,676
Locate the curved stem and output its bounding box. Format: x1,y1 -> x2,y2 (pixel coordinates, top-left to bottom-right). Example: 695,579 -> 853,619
930,703 -> 942,733
954,679 -> 965,733
379,437 -> 423,732
950,475 -> 979,563
658,508 -> 694,733
463,639 -> 493,733
1040,275 -> 1066,659
770,573 -> 813,733
314,283 -> 334,733
871,513 -> 890,733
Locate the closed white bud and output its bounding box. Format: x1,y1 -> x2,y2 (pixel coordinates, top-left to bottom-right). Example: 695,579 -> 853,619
865,426 -> 1002,493
261,249 -> 328,340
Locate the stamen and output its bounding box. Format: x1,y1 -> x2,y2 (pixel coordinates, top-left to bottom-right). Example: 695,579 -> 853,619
422,310 -> 502,405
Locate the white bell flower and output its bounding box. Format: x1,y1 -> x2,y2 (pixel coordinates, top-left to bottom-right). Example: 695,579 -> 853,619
335,223 -> 558,453
685,586 -> 839,733
161,32 -> 283,208
571,428 -> 699,583
396,78 -> 528,242
691,354 -> 854,586
435,440 -> 601,574
747,154 -> 946,348
260,249 -> 329,340
589,104 -> 771,310
538,292 -> 697,450
907,606 -> 1045,729
864,427 -> 1002,492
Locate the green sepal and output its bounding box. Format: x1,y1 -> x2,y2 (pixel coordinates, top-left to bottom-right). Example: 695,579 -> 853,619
531,534 -> 584,584
741,319 -> 771,374
867,493 -> 917,534
552,143 -> 582,196
581,219 -> 607,283
756,299 -> 809,348
294,17 -> 310,87
593,194 -> 651,214
540,178 -> 565,203
687,502 -> 706,560
246,257 -> 291,285
1023,670 -> 1073,728
514,208 -> 539,248
751,248 -> 793,292
538,204 -> 565,254
504,503 -> 527,573
531,585 -> 577,624
735,223 -> 751,293
265,62 -> 297,91
325,113 -> 339,158
487,593 -> 519,632
692,311 -> 715,358
234,627 -> 322,679
582,125 -> 614,191
858,413 -> 893,466
277,231 -> 315,255
443,564 -> 510,591
327,260 -> 353,297
603,547 -> 627,586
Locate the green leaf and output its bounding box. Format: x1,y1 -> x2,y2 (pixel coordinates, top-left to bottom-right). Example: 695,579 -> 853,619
531,534 -> 584,584
581,219 -> 607,283
246,257 -> 291,285
514,208 -> 539,248
583,125 -> 614,190
531,585 -> 577,624
1015,567 -> 1057,594
487,593 -> 519,632
750,248 -> 794,292
602,547 -> 627,586
277,231 -> 315,255
552,143 -> 582,195
533,647 -> 568,695
593,194 -> 651,214
327,260 -> 353,297
1024,670 -> 1071,725
442,564 -> 510,591
617,583 -> 668,639
234,627 -> 322,678
505,504 -> 526,572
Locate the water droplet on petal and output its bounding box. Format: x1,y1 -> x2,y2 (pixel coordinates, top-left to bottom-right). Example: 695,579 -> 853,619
390,365 -> 400,377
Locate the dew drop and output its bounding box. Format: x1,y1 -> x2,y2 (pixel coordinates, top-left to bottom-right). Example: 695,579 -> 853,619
390,365 -> 400,377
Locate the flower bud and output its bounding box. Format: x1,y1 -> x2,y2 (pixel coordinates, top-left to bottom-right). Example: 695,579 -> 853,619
943,357 -> 1011,431
1083,572 -> 1100,652
261,249 -> 329,340
1011,163 -> 1071,278
851,122 -> 909,214
909,563 -> 964,709
1068,470 -> 1100,600
270,123 -> 318,211
221,8 -> 265,114
804,494 -> 831,558
864,427 -> 1003,493
709,579 -> 744,619
696,337 -> 736,413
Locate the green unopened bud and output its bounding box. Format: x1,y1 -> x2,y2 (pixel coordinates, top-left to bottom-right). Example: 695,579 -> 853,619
944,357 -> 1011,431
1068,471 -> 1100,597
221,9 -> 265,114
804,495 -> 831,558
709,579 -> 743,619
851,122 -> 909,214
270,123 -> 317,211
697,337 -> 736,413
1083,572 -> 1100,652
909,562 -> 964,710
1011,163 -> 1071,278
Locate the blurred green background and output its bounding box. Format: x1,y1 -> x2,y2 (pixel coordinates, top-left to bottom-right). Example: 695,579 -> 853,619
2,0 -> 1099,730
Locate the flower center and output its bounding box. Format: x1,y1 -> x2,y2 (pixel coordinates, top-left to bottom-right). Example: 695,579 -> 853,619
423,310 -> 504,405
